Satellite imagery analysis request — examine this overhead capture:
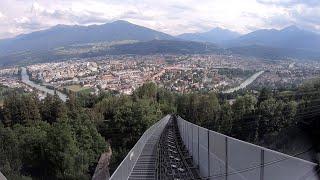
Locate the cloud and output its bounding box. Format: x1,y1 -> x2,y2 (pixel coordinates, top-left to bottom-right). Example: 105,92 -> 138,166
13,17 -> 47,31
257,0 -> 320,7
0,0 -> 319,39
287,5 -> 320,32
40,9 -> 109,25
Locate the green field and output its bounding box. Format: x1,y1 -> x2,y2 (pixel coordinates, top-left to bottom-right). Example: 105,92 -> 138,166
65,85 -> 93,94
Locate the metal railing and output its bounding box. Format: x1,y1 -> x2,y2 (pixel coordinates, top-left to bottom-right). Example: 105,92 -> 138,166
177,116 -> 319,180
109,115 -> 170,180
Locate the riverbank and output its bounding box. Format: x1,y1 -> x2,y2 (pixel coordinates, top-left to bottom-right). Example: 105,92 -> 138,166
222,71 -> 265,93
21,67 -> 68,102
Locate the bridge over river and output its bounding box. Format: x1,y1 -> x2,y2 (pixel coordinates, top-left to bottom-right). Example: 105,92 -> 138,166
110,115 -> 318,180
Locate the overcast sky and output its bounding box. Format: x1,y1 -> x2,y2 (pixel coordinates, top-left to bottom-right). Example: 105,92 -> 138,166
0,0 -> 319,39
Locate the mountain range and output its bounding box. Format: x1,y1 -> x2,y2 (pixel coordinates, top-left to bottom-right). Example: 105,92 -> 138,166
0,20 -> 175,55
0,20 -> 320,64
228,25 -> 320,50
177,27 -> 240,44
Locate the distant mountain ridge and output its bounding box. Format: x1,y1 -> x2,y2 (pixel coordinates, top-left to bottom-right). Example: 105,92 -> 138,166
0,20 -> 175,55
0,40 -> 226,66
1,21 -> 320,63
177,27 -> 240,44
108,40 -> 223,55
228,25 -> 320,50
228,45 -> 320,60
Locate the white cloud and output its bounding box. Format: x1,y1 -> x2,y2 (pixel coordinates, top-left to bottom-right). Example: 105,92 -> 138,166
0,0 -> 319,39
257,0 -> 320,7
0,11 -> 4,19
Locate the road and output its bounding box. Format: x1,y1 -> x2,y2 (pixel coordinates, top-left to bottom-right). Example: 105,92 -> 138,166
21,67 -> 68,102
222,70 -> 264,93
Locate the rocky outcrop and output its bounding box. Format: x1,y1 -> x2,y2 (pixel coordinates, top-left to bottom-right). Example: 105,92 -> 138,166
92,146 -> 112,180
0,172 -> 7,180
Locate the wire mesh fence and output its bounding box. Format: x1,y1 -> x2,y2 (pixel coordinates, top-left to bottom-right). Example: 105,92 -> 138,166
177,116 -> 319,180
109,115 -> 170,180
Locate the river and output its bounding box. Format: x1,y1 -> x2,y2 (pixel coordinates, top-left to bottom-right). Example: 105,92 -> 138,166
222,71 -> 265,94
21,67 -> 68,102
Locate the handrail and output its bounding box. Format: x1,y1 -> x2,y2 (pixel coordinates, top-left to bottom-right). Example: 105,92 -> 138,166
109,115 -> 170,180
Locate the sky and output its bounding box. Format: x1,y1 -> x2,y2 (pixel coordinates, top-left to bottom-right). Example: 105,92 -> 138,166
0,0 -> 319,39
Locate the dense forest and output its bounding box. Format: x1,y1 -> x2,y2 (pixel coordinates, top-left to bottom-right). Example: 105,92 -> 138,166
1,80 -> 320,179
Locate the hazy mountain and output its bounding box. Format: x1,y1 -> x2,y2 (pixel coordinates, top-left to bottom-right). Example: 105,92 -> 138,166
107,40 -> 224,55
229,45 -> 320,60
0,20 -> 175,55
177,27 -> 240,44
1,22 -> 320,63
229,26 -> 320,51
0,40 -> 225,66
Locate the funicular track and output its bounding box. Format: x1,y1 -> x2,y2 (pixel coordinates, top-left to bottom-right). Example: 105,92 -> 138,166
156,116 -> 202,180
